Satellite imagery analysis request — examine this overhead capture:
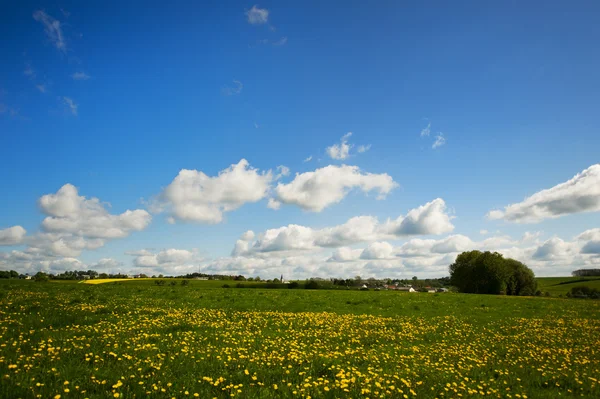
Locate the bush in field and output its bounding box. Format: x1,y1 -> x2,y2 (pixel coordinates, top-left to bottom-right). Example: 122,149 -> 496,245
181,279 -> 189,286
450,251 -> 537,295
222,284 -> 230,288
567,286 -> 600,299
304,280 -> 320,290
34,272 -> 49,282
288,282 -> 300,289
154,279 -> 166,286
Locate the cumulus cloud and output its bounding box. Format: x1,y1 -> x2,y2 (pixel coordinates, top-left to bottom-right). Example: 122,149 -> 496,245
0,226 -> 27,246
33,10 -> 66,51
40,184 -> 151,239
532,237 -> 576,260
28,233 -> 105,258
235,198 -> 454,255
131,248 -> 195,268
246,5 -> 269,25
487,164 -> 600,223
272,164 -> 397,212
360,241 -> 394,259
430,234 -> 474,253
25,184 -> 152,257
153,159 -> 272,224
328,247 -> 362,262
379,198 -> 454,236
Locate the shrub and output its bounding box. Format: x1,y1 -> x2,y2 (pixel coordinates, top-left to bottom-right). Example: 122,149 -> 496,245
288,282 -> 300,289
180,279 -> 189,286
222,284 -> 230,288
568,285 -> 600,299
304,280 -> 320,290
154,279 -> 166,286
34,272 -> 49,282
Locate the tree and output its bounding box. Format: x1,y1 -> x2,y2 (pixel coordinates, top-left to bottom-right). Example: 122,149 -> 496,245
450,250 -> 537,295
34,272 -> 49,282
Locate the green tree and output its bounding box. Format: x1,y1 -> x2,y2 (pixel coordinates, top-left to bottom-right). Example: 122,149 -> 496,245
34,271 -> 49,282
450,251 -> 536,295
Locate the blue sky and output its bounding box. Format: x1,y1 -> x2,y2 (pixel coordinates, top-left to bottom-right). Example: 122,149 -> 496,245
1,1 -> 599,278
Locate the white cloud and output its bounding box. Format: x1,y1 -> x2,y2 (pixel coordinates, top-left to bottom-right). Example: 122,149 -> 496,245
273,164 -> 397,212
532,237 -> 576,260
303,155 -> 313,163
430,234 -> 474,253
33,10 -> 66,51
62,97 -> 78,115
275,165 -> 290,180
90,258 -> 123,271
357,144 -> 371,153
24,184 -> 152,257
236,198 -> 454,256
246,5 -> 269,25
432,133 -> 446,149
222,80 -> 243,96
420,123 -> 431,137
27,233 -> 105,258
267,198 -> 281,210
153,159 -> 272,224
36,84 -> 47,93
379,198 -> 454,236
0,226 -> 27,246
480,229 -> 489,235
360,241 -> 394,259
128,248 -> 204,275
72,72 -> 90,80
328,247 -> 362,262
487,164 -> 600,223
131,248 -> 195,268
40,184 -> 151,239
326,132 -> 353,160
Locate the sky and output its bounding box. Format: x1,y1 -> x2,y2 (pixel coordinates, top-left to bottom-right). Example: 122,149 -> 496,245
1,1 -> 600,279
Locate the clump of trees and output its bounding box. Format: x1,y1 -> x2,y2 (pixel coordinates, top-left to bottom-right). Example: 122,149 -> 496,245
566,286 -> 600,299
450,251 -> 537,295
572,269 -> 600,277
0,270 -> 19,279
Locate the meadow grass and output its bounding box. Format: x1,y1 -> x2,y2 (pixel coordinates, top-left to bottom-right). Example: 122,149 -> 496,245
0,279 -> 598,399
536,277 -> 600,296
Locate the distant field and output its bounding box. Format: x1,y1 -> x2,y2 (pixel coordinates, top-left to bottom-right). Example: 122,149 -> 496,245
1,279 -> 598,398
536,276 -> 600,295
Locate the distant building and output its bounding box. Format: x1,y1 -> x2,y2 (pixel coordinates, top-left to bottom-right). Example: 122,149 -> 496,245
384,284 -> 416,292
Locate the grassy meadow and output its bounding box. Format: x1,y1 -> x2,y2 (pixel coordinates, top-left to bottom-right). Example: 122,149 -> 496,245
536,277 -> 600,296
0,279 -> 598,399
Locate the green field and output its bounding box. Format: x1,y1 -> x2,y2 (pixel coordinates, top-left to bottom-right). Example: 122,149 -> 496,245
0,279 -> 598,399
536,276 -> 600,296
